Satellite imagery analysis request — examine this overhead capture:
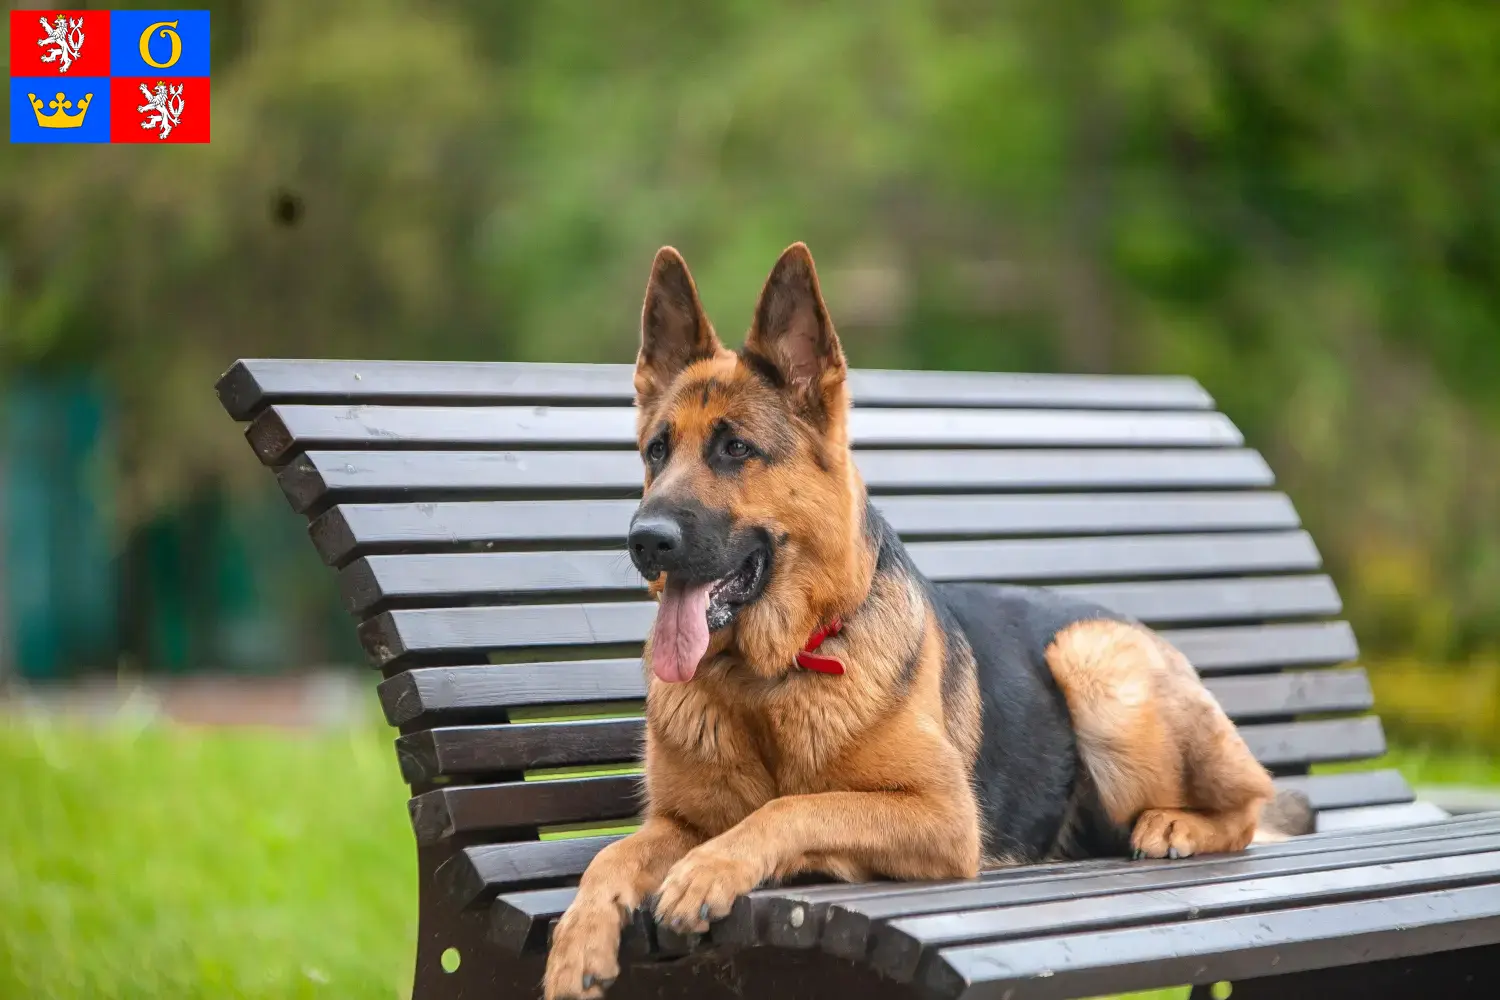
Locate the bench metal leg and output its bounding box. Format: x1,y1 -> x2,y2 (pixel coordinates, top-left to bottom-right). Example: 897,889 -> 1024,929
1189,941 -> 1500,1000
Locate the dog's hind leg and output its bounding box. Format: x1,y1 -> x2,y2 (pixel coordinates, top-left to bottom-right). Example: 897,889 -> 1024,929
1045,620 -> 1278,859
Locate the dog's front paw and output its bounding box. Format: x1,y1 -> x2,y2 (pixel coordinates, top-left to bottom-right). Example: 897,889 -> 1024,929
1131,808 -> 1207,860
544,901 -> 623,1000
654,848 -> 761,935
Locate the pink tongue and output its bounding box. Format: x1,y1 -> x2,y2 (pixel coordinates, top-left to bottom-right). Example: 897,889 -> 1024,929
650,580 -> 714,683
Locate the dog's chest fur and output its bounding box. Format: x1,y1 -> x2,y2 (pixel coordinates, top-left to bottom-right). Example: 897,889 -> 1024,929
645,667 -> 889,835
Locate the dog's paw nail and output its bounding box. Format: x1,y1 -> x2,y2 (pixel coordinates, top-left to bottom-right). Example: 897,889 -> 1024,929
1131,849 -> 1142,860
1167,847 -> 1180,860
699,904 -> 712,921
582,974 -> 595,989
599,977 -> 615,989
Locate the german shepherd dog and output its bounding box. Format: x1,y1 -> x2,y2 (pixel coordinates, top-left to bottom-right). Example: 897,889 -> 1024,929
543,243 -> 1313,1000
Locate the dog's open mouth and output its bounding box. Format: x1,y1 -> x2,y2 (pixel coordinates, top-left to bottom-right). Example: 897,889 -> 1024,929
649,544 -> 771,685
706,547 -> 769,632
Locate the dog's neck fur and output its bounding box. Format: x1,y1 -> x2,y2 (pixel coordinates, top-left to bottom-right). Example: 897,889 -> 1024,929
647,483 -> 938,774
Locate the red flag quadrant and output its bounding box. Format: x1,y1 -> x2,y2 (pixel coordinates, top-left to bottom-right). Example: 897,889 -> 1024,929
109,76 -> 209,143
9,9 -> 112,77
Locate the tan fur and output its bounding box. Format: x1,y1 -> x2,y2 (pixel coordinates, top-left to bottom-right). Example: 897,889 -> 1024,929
1044,620 -> 1275,858
543,244 -> 1290,1000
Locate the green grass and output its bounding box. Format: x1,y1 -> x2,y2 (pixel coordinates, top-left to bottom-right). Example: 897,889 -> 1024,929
2,717 -> 1496,1000
0,718 -> 415,1000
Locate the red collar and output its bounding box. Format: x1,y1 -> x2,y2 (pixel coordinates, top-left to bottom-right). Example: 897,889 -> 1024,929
795,617 -> 844,675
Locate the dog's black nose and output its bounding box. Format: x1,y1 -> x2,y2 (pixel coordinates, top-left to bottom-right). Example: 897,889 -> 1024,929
628,515 -> 684,576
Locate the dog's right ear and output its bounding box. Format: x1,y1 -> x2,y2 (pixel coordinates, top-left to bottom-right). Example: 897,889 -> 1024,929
635,247 -> 721,405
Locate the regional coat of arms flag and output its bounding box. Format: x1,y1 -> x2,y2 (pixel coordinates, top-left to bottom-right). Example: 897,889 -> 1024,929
9,9 -> 210,143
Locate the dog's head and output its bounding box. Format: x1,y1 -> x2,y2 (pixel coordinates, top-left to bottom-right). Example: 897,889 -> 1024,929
629,243 -> 867,683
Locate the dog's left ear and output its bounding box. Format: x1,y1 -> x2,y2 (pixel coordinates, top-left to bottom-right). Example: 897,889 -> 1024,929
636,246 -> 722,406
743,242 -> 847,423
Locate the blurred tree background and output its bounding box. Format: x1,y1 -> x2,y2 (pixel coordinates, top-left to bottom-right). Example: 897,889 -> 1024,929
2,0 -> 1498,745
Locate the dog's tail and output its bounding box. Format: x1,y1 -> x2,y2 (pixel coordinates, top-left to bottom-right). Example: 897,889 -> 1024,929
1251,788 -> 1316,844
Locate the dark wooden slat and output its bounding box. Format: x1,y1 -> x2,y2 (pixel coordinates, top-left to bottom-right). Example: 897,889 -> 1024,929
1272,769 -> 1413,811
340,531 -> 1324,615
1061,575 -> 1342,626
277,450 -> 643,514
1239,716 -> 1386,767
491,887 -> 580,954
376,624 -> 1363,727
408,776 -> 639,846
774,811 -> 1500,957
1168,620 -> 1358,670
437,835 -> 625,909
1199,668 -> 1372,720
928,876 -> 1500,1000
490,804 -> 1490,960
378,660 -> 1370,731
308,492 -> 1303,566
357,576 -> 1343,667
387,674 -> 1379,778
277,448 -> 1276,514
396,720 -> 643,783
248,404 -> 1243,463
395,719 -> 1382,841
825,816 -> 1500,972
901,848 -> 1500,993
217,359 -> 1214,420
377,659 -> 643,726
397,723 -> 642,781
1316,800 -> 1453,832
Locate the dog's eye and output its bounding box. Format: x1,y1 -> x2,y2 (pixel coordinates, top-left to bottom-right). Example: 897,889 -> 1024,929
723,438 -> 751,459
646,440 -> 667,462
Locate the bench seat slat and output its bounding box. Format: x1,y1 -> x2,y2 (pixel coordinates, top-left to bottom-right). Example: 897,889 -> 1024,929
894,845 -> 1500,991
404,719 -> 1385,843
485,806 -> 1494,956
378,658 -> 1369,729
341,531 -> 1324,614
216,360 -> 1215,419
928,871 -> 1500,1000
357,576 -> 1344,667
277,448 -> 1276,514
248,404 -> 1245,464
309,492 -> 1303,566
828,798 -> 1482,967
390,671 -> 1376,778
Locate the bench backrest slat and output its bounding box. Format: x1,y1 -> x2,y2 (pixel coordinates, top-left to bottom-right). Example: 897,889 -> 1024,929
392,675 -> 1376,785
246,404 -> 1244,465
309,492 -> 1302,567
219,360 -> 1216,419
357,577 -> 1344,670
339,531 -> 1324,615
277,448 -> 1276,515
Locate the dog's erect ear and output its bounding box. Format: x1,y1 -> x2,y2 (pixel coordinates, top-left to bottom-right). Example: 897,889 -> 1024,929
636,247 -> 721,404
743,242 -> 847,421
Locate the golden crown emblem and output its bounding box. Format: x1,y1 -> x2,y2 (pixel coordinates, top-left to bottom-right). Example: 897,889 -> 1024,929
29,92 -> 93,129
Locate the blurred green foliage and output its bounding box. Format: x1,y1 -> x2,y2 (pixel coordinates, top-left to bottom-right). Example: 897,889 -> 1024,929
2,0 -> 1499,681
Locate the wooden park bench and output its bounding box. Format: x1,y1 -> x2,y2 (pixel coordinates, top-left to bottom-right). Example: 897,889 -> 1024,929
216,359 -> 1500,1000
